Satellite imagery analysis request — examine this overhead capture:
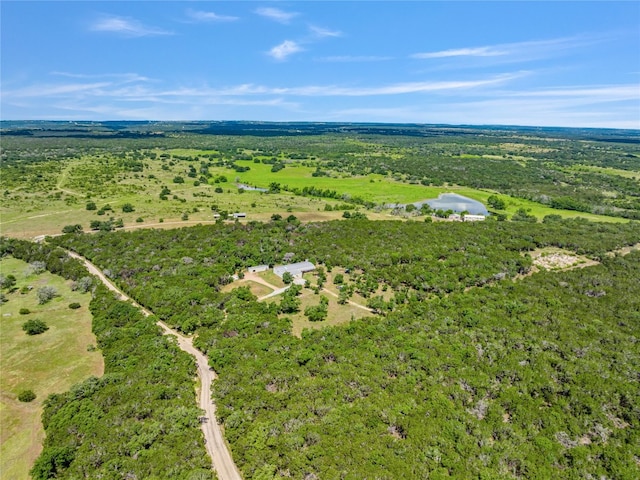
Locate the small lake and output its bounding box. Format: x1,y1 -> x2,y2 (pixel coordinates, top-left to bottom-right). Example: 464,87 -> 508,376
422,193 -> 488,214
386,193 -> 489,215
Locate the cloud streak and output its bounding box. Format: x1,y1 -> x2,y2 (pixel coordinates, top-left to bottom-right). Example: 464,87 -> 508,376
255,7 -> 298,24
90,15 -> 173,37
4,72 -> 637,128
267,40 -> 304,61
412,35 -> 606,61
414,47 -> 506,59
186,9 -> 239,23
309,25 -> 342,38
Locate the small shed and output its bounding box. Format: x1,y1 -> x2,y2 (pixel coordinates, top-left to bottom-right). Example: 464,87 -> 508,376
273,261 -> 316,279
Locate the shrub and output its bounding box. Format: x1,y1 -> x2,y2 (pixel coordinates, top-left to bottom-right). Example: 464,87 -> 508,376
68,302 -> 81,309
37,286 -> 58,304
28,261 -> 47,275
0,274 -> 17,289
136,217 -> 144,223
85,201 -> 97,211
22,319 -> 49,335
122,203 -> 135,213
18,390 -> 36,402
73,276 -> 93,293
19,308 -> 31,315
61,224 -> 82,234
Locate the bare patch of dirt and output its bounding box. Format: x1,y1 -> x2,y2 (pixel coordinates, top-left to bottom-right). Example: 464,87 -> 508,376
607,242 -> 640,257
530,247 -> 599,273
530,248 -> 599,271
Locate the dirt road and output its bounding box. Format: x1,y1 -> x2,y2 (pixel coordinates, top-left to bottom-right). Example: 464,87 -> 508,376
66,251 -> 242,480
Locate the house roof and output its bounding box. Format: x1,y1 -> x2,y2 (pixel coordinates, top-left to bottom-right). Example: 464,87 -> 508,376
273,261 -> 315,277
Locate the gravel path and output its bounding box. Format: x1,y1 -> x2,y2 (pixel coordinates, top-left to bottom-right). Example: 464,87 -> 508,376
67,251 -> 242,480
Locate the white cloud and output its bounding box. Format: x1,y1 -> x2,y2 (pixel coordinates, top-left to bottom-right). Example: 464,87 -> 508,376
413,47 -> 506,59
260,73 -> 523,96
90,15 -> 172,37
309,25 -> 342,38
5,69 -> 637,128
412,35 -> 605,61
2,82 -> 112,99
507,84 -> 639,101
267,40 -> 304,61
255,7 -> 298,24
186,9 -> 239,23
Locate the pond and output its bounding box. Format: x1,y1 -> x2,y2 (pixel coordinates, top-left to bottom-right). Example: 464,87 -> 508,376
422,193 -> 488,214
386,193 -> 489,215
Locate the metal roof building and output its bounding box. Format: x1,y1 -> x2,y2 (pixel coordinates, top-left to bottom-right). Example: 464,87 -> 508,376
273,261 -> 316,278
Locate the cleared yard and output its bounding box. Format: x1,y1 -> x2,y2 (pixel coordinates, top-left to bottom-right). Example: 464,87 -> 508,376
529,247 -> 599,271
0,258 -> 103,480
221,279 -> 274,298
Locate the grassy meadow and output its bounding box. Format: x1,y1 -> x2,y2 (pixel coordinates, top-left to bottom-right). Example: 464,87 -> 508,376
0,257 -> 103,480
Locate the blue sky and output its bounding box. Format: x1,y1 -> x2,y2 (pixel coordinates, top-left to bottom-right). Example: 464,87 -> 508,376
1,1 -> 639,128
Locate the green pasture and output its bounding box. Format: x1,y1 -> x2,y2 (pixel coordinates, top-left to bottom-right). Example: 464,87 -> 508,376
0,257 -> 103,480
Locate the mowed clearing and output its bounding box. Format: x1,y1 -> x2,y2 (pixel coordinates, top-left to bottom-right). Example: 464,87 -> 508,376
223,268 -> 373,338
0,258 -> 103,480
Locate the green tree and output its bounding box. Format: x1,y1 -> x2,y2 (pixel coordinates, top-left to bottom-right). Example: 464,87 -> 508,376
22,319 -> 49,335
487,195 -> 506,210
122,203 -> 135,213
18,390 -> 36,402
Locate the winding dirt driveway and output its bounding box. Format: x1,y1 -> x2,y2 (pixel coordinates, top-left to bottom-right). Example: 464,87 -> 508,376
66,251 -> 242,480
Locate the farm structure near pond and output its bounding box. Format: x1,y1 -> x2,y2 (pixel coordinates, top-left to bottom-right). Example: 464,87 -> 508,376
273,261 -> 316,279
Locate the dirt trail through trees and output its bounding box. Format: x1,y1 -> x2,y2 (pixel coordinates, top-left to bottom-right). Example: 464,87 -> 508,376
66,251 -> 243,480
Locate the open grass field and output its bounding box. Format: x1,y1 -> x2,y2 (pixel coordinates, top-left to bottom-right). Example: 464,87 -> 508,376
0,258 -> 103,480
0,147 -> 630,240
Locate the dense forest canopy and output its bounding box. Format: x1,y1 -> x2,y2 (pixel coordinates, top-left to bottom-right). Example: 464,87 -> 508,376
43,218 -> 640,478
